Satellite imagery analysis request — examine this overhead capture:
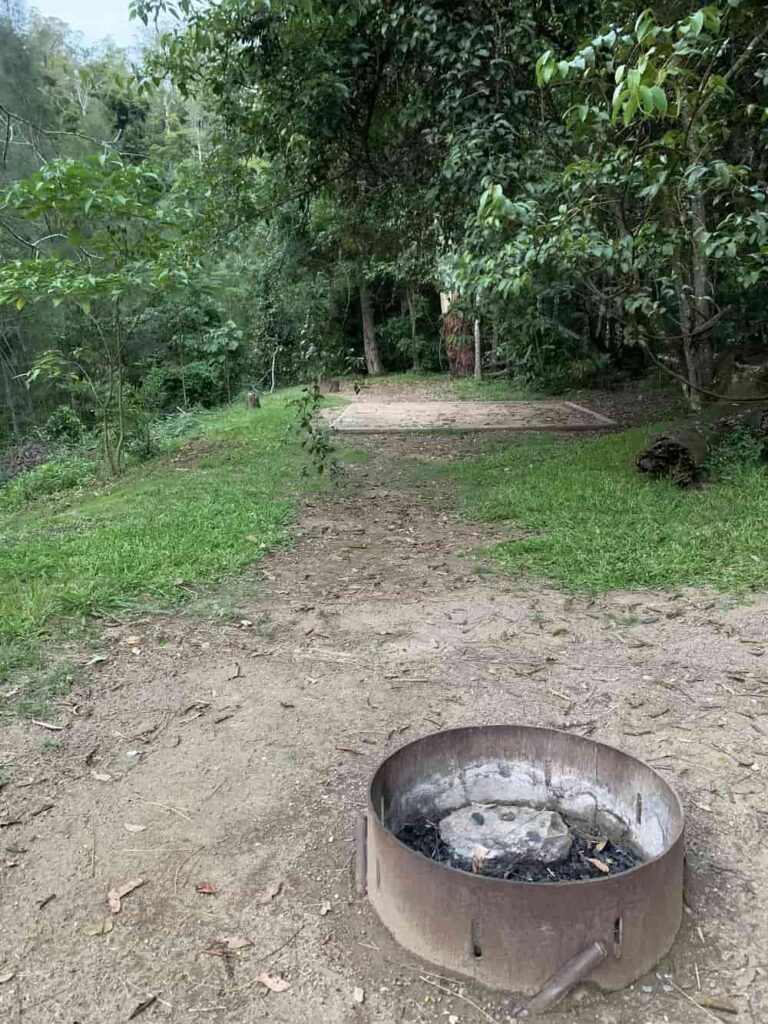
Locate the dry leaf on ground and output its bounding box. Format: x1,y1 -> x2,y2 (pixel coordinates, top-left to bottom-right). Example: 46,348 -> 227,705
91,771 -> 113,782
107,877 -> 145,913
84,916 -> 114,937
203,935 -> 253,957
258,972 -> 291,993
258,881 -> 283,904
128,995 -> 157,1019
195,881 -> 217,895
123,823 -> 148,833
0,971 -> 16,984
585,857 -> 610,874
32,720 -> 63,731
696,996 -> 739,1014
335,744 -> 362,755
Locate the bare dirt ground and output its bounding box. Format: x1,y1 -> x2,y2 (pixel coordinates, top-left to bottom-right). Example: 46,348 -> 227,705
2,390 -> 767,1024
325,400 -> 613,433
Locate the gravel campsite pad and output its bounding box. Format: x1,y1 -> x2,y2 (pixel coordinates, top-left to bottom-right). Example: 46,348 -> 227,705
1,419 -> 767,1023
325,399 -> 615,433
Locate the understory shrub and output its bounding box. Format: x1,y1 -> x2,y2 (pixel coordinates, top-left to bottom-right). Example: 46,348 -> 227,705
0,456 -> 99,510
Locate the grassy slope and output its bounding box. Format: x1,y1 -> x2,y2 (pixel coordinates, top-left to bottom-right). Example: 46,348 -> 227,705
0,392 -> 340,680
442,427 -> 768,591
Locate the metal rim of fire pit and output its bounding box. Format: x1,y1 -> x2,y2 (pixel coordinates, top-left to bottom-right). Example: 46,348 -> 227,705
359,725 -> 685,1013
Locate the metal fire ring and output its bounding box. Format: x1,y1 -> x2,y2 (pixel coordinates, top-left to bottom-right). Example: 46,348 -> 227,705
359,725 -> 684,1012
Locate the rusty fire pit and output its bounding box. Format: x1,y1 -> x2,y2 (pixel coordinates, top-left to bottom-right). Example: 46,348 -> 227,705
357,725 -> 684,1013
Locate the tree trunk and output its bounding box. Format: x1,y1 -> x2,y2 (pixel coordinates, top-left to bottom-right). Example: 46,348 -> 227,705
440,292 -> 475,377
687,190 -> 715,402
674,256 -> 714,413
114,312 -> 125,474
474,319 -> 482,381
405,284 -> 419,371
0,343 -> 20,439
178,336 -> 188,408
674,105 -> 716,411
359,281 -> 383,376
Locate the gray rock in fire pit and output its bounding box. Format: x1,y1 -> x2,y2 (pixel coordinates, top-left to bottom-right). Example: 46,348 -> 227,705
439,804 -> 573,865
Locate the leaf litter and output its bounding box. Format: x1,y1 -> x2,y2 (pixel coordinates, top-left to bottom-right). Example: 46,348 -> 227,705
258,972 -> 291,993
84,916 -> 114,937
107,878 -> 146,914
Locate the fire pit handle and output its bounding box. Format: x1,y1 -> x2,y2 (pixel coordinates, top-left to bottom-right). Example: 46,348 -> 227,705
524,940 -> 608,1015
355,814 -> 368,897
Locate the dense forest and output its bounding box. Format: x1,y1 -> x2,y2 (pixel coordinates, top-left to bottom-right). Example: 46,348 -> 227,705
0,0 -> 767,473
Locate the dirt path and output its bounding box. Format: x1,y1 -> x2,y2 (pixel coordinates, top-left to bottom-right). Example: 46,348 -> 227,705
1,424 -> 767,1024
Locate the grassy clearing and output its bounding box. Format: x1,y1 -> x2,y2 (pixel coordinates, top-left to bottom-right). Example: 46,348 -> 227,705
441,427 -> 768,591
0,391 -> 343,691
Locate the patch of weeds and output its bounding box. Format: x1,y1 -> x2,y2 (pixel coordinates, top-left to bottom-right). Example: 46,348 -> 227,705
439,426 -> 768,592
605,613 -> 641,628
338,447 -> 370,465
40,737 -> 62,750
255,611 -> 272,638
0,457 -> 99,511
15,664 -> 74,719
706,427 -> 766,479
290,382 -> 338,477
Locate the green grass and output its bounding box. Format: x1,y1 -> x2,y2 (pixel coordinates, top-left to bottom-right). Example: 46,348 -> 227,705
370,370 -> 537,401
0,392 -> 344,690
440,427 -> 768,591
451,377 -> 540,401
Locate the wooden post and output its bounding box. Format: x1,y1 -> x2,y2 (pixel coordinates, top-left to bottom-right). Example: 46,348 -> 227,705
474,319 -> 482,381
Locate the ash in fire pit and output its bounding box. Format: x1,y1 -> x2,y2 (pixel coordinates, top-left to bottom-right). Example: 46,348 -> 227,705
397,801 -> 644,882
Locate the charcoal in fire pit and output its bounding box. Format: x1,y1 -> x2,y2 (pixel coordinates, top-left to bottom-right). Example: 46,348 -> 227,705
439,804 -> 573,866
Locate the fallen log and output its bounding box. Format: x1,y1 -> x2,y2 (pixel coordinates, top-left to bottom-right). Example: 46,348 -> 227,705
636,405 -> 768,487
635,428 -> 711,487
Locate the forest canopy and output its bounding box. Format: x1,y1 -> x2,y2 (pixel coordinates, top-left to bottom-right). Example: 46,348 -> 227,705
0,0 -> 767,466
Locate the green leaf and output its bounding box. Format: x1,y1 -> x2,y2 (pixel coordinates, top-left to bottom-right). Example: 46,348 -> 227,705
15,296 -> 25,311
688,10 -> 704,37
651,86 -> 668,116
623,93 -> 639,125
714,162 -> 731,186
635,9 -> 655,43
639,86 -> 655,115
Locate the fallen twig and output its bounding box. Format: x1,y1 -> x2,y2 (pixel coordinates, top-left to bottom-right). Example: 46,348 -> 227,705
256,924 -> 305,966
659,975 -> 723,1023
142,800 -> 193,823
418,974 -> 498,1024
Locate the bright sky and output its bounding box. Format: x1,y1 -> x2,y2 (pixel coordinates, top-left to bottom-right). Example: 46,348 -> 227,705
29,0 -> 140,46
